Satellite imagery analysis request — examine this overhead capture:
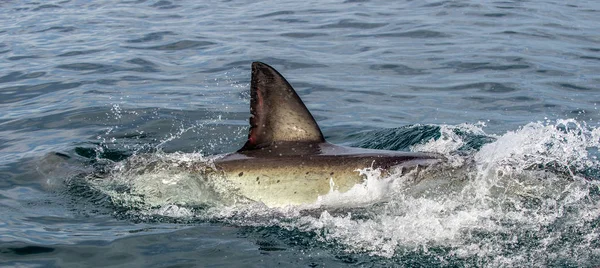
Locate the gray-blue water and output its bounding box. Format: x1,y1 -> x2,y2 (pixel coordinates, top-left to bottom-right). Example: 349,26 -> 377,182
2,0 -> 600,267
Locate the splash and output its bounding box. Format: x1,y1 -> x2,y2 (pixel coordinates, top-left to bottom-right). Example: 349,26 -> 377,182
220,120 -> 600,265
312,167 -> 391,208
87,152 -> 250,212
284,120 -> 600,266
87,119 -> 600,266
475,119 -> 600,178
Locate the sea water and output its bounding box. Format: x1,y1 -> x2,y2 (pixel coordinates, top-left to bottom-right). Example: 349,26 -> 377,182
1,0 -> 600,267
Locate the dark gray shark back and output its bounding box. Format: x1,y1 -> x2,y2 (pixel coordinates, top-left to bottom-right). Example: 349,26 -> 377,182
213,62 -> 441,207
237,62 -> 438,159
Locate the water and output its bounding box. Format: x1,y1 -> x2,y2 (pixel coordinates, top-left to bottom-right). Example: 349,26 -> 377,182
1,0 -> 600,267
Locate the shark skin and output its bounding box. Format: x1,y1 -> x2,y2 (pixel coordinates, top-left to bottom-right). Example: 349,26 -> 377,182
213,62 -> 441,207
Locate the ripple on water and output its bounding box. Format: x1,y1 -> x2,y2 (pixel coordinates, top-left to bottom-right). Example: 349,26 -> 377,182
255,10 -> 295,18
351,29 -> 451,39
57,49 -> 105,57
7,56 -> 42,61
412,82 -> 519,93
122,40 -> 216,51
556,83 -> 596,92
35,26 -> 77,33
0,82 -> 83,104
369,64 -> 427,75
125,31 -> 176,43
444,61 -> 531,73
0,72 -> 46,84
55,59 -> 159,74
280,32 -> 329,38
317,19 -> 388,29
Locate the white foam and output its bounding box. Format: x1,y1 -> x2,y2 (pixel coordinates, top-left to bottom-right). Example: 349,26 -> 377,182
476,119 -> 600,174
91,119 -> 600,265
149,204 -> 194,218
412,123 -> 488,167
273,120 -> 600,262
312,167 -> 392,208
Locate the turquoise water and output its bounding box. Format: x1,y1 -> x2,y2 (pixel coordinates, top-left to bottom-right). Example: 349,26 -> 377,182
1,0 -> 600,267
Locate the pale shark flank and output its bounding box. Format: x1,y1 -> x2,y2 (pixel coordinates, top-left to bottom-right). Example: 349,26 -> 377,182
214,62 -> 442,207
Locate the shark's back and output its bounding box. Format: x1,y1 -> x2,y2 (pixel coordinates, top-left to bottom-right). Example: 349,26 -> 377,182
214,62 -> 441,207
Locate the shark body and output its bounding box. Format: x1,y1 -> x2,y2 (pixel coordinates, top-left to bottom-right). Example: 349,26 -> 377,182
213,62 -> 441,207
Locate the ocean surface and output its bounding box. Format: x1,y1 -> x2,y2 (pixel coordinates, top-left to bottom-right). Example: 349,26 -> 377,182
1,0 -> 600,267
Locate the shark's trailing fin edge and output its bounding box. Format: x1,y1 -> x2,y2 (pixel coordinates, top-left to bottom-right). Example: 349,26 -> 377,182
239,62 -> 325,151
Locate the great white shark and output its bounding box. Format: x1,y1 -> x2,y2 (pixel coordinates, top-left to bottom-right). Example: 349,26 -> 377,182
212,62 -> 442,207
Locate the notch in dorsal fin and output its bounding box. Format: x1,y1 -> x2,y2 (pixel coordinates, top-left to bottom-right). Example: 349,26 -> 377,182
239,62 -> 325,151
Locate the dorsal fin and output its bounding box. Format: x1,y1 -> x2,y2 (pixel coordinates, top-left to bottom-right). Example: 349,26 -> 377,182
239,62 -> 325,151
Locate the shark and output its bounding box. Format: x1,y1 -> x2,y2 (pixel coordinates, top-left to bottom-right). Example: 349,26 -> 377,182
212,62 -> 442,207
